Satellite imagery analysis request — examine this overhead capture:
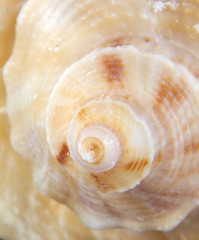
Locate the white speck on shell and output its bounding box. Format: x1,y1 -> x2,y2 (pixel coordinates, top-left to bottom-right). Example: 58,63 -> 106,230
153,1 -> 179,13
165,1 -> 179,10
153,1 -> 165,12
54,46 -> 60,52
193,24 -> 199,33
32,94 -> 38,100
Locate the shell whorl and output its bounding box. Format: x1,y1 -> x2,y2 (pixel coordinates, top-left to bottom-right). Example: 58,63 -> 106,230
3,0 -> 199,232
46,47 -> 157,192
69,123 -> 121,172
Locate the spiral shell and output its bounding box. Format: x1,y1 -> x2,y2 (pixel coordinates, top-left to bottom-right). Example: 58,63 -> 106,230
3,0 -> 199,231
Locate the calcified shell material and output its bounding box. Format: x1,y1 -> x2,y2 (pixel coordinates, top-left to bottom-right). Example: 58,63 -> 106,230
3,0 -> 199,232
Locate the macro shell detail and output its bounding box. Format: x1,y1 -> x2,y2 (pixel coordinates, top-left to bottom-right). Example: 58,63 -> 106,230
3,0 -> 199,231
46,47 -> 157,193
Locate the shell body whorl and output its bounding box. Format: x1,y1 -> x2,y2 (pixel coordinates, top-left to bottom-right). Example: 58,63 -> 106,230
3,0 -> 199,231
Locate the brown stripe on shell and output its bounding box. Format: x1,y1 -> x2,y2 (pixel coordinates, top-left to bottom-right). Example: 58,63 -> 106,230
77,108 -> 88,123
183,118 -> 199,155
154,79 -> 199,158
91,173 -> 112,192
144,37 -> 152,43
125,159 -> 149,172
152,150 -> 163,168
184,140 -> 199,154
125,160 -> 139,171
192,141 -> 199,153
136,159 -> 149,172
153,77 -> 187,126
155,78 -> 186,107
184,143 -> 192,154
102,54 -> 124,85
57,143 -> 70,164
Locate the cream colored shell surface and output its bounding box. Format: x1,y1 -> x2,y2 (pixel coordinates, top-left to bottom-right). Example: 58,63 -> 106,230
3,0 -> 199,234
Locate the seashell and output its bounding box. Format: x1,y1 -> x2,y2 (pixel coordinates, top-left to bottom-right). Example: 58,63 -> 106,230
3,0 -> 199,232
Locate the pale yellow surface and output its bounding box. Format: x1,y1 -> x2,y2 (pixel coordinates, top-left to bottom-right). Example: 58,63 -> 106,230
1,109 -> 199,239
1,0 -> 199,239
0,0 -> 25,107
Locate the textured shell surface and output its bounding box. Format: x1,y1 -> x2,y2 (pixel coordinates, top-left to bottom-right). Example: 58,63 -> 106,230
3,0 -> 199,232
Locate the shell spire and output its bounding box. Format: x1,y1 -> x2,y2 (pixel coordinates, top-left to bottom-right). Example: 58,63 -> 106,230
3,0 -> 199,231
46,47 -> 156,193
